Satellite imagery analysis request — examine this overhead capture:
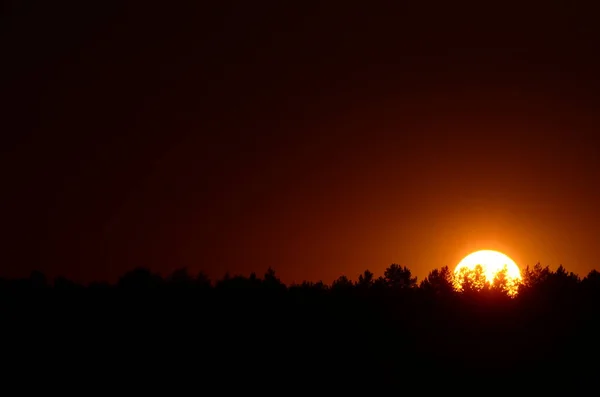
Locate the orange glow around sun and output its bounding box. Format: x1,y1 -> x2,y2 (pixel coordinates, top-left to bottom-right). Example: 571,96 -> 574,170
453,250 -> 522,296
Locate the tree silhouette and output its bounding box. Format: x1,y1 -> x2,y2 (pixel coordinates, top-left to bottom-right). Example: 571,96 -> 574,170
383,264 -> 417,289
313,280 -> 328,291
357,269 -> 374,289
521,262 -> 551,291
489,266 -> 518,297
28,270 -> 48,289
455,264 -> 488,294
582,269 -> 600,296
54,276 -> 80,290
117,267 -> 163,290
331,275 -> 354,290
295,280 -> 328,291
195,271 -> 211,288
263,267 -> 286,291
373,276 -> 387,290
520,263 -> 580,298
168,267 -> 194,286
552,265 -> 580,291
420,266 -> 454,295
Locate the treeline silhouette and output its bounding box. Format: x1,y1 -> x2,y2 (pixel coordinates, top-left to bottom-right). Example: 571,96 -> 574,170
2,263 -> 600,386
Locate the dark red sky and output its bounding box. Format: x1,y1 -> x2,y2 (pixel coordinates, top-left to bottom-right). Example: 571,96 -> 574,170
2,1 -> 600,284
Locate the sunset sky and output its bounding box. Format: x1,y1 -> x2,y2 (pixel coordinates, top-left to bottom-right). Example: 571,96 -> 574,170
2,1 -> 600,284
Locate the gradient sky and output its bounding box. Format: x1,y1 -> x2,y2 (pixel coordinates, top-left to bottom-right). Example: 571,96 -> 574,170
2,1 -> 600,284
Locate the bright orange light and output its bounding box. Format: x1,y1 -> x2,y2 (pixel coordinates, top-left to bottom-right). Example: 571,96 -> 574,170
453,250 -> 522,295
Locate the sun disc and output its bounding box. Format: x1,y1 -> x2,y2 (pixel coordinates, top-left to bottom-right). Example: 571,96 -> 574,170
454,250 -> 522,293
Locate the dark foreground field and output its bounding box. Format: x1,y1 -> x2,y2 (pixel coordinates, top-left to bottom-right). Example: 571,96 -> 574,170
2,265 -> 599,389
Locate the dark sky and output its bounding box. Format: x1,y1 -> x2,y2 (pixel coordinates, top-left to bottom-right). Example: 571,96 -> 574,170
2,1 -> 600,284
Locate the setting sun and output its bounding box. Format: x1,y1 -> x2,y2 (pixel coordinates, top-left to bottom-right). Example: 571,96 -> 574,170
454,250 -> 522,295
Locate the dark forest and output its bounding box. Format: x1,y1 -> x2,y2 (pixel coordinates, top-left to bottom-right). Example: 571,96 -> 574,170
3,263 -> 599,387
